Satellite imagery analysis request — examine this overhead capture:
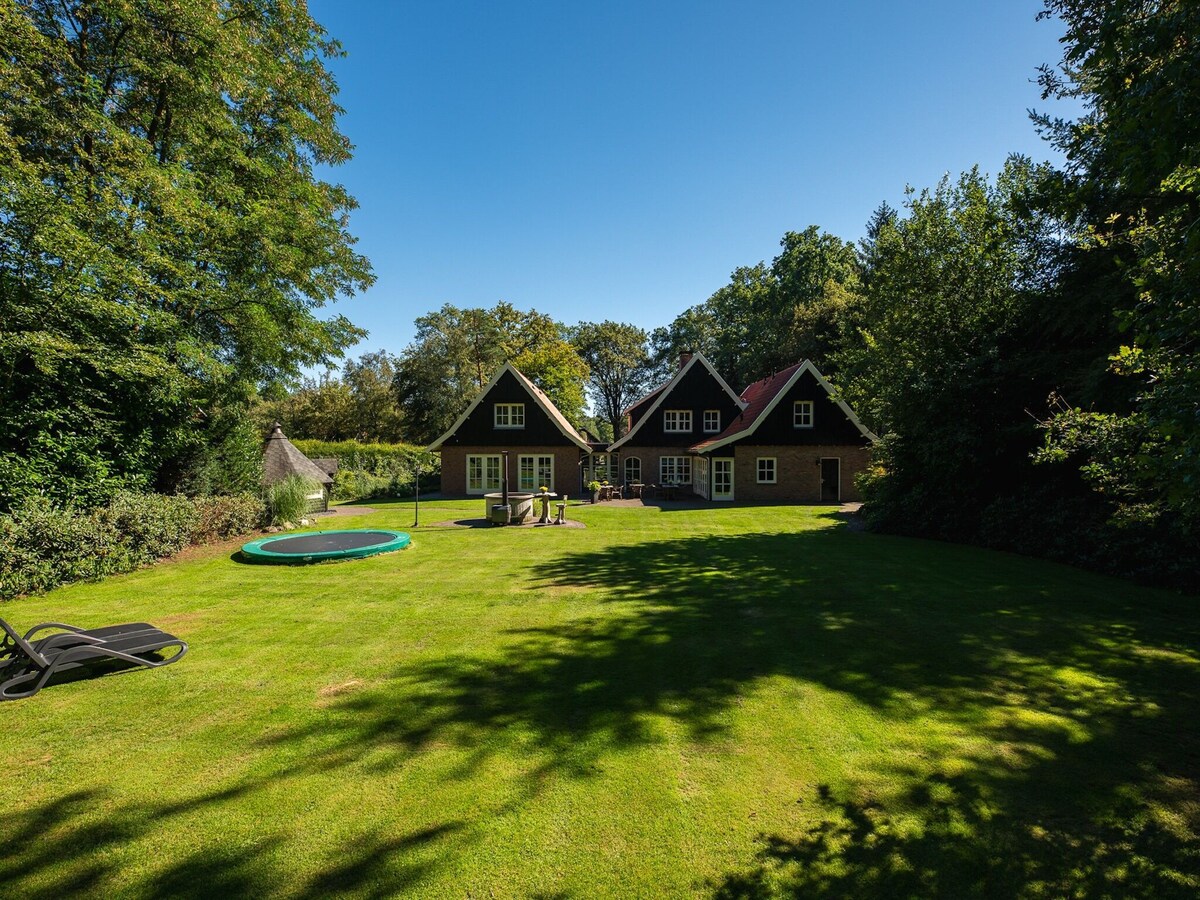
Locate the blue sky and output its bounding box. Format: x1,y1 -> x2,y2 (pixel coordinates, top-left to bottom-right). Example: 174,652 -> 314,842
309,1 -> 1075,364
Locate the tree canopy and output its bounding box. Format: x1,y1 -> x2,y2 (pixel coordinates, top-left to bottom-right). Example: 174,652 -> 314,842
0,0 -> 371,510
650,227 -> 861,388
392,302 -> 589,445
571,321 -> 651,440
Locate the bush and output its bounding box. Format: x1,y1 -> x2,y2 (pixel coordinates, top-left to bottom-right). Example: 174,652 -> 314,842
97,492 -> 199,562
191,494 -> 266,543
291,440 -> 438,478
0,491 -> 267,600
264,475 -> 320,525
292,440 -> 440,500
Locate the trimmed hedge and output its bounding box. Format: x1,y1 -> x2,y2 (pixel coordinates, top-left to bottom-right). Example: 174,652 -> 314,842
293,440 -> 440,500
0,492 -> 265,600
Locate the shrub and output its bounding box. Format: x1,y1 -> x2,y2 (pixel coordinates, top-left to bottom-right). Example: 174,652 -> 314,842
97,492 -> 199,562
190,494 -> 266,543
264,475 -> 320,525
0,491 -> 268,600
291,440 -> 438,478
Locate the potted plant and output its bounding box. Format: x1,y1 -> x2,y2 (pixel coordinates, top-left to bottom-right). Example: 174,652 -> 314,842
586,480 -> 601,503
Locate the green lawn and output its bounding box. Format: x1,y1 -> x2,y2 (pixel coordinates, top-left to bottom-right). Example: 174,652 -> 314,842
1,500 -> 1197,898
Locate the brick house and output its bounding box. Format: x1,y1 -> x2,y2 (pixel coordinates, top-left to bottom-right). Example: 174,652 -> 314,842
688,360 -> 877,502
606,352 -> 746,489
429,363 -> 591,496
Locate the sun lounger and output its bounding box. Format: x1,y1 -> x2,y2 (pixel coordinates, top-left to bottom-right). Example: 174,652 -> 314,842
0,618 -> 188,701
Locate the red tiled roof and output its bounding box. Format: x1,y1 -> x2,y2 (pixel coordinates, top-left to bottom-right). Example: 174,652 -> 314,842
689,363 -> 804,452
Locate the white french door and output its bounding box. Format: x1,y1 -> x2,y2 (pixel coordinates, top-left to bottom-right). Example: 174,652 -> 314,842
466,454 -> 502,494
712,458 -> 734,501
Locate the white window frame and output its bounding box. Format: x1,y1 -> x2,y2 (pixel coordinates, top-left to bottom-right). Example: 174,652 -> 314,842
703,410 -> 721,433
623,456 -> 641,485
757,457 -> 777,484
660,456 -> 692,484
663,410 -> 692,433
494,403 -> 525,429
793,400 -> 814,429
518,454 -> 554,491
466,454 -> 502,494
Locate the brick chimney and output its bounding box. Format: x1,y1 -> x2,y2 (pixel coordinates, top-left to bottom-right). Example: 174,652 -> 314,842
679,351 -> 693,370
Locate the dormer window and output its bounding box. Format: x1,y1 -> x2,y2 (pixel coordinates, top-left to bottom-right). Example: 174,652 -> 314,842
494,403 -> 525,429
793,401 -> 814,428
703,410 -> 721,433
663,410 -> 692,432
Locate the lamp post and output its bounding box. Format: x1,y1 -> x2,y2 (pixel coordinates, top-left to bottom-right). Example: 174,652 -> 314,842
412,459 -> 420,528
501,449 -> 510,522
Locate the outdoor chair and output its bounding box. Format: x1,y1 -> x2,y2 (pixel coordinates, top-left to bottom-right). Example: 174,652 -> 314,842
0,618 -> 188,701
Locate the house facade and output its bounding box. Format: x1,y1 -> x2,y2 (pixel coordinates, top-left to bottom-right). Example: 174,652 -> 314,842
607,352 -> 746,490
429,363 -> 591,497
688,360 -> 876,502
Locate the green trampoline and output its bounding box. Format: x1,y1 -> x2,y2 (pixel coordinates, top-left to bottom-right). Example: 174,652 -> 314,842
240,529 -> 410,564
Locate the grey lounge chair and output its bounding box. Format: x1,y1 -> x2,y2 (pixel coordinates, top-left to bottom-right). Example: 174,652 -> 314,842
0,618 -> 188,701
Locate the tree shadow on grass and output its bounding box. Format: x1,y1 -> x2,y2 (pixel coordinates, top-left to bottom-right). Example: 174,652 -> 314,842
0,781 -> 472,899
264,522 -> 1200,895
7,521 -> 1198,896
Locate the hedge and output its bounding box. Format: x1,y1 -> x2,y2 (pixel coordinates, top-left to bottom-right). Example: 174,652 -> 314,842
0,493 -> 265,600
292,440 -> 440,500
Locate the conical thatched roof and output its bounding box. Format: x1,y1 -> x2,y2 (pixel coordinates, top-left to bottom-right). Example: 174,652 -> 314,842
262,423 -> 334,487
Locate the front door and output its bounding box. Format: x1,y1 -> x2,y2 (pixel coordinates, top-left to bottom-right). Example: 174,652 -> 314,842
713,458 -> 734,501
820,457 -> 840,502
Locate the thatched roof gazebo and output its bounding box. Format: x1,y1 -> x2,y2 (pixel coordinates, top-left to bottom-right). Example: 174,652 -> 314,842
262,422 -> 334,512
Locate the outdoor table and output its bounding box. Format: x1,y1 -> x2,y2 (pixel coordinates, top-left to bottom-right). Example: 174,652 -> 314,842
534,491 -> 558,524
629,483 -> 644,499
660,482 -> 677,501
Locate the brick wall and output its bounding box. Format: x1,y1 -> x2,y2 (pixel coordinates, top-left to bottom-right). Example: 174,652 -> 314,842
437,446 -> 584,497
727,444 -> 870,502
617,446 -> 699,488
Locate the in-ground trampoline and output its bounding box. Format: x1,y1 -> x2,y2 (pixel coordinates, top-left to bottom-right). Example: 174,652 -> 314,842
240,529 -> 410,564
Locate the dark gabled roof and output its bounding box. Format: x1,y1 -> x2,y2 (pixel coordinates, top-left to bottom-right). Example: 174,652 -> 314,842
428,363 -> 592,451
690,360 -> 878,453
310,458 -> 340,477
262,423 -> 335,486
608,352 -> 745,451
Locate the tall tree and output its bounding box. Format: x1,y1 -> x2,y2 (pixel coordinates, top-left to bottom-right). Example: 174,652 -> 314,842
342,351 -> 405,442
0,0 -> 371,510
393,302 -> 588,444
572,321 -> 651,439
650,228 -> 862,389
837,160 -> 1061,539
1035,0 -> 1200,535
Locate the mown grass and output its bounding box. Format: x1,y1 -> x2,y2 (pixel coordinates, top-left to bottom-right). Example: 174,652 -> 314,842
1,499 -> 1197,898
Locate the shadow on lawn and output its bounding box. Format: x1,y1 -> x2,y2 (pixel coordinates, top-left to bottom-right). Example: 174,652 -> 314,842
0,782 -> 471,899
268,519 -> 1200,896
4,518 -> 1199,896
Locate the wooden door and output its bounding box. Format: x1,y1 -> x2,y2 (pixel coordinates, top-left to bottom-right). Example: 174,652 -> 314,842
820,457 -> 840,502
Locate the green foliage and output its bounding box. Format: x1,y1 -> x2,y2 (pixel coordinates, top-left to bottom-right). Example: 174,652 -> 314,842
650,227 -> 862,386
0,491 -> 264,599
0,0 -> 371,513
1035,0 -> 1200,534
393,302 -> 589,444
293,439 -> 438,500
571,321 -> 651,439
291,440 -> 438,477
256,351 -> 406,443
263,475 -> 320,525
189,494 -> 268,544
840,160 -> 1062,540
173,406 -> 265,497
